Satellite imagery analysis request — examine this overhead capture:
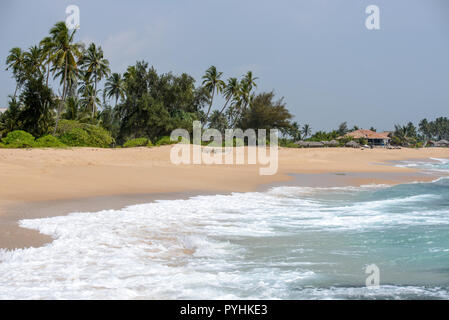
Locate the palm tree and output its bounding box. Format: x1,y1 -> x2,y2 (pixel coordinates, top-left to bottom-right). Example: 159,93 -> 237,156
218,77 -> 240,115
5,47 -> 26,98
62,96 -> 80,120
81,43 -> 111,118
23,45 -> 45,79
50,21 -> 83,102
104,73 -> 125,107
202,66 -> 224,127
239,80 -> 251,110
290,121 -> 302,141
40,36 -> 56,86
243,71 -> 258,93
302,124 -> 312,139
419,118 -> 430,140
79,82 -> 100,120
53,59 -> 81,99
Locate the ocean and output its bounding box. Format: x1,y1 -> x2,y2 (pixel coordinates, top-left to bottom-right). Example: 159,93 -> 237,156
0,158 -> 448,299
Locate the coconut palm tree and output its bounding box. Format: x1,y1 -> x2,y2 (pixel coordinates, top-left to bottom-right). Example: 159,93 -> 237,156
40,36 -> 56,86
79,83 -> 100,120
218,77 -> 240,115
229,76 -> 256,128
201,66 -> 224,127
239,80 -> 251,110
243,71 -> 258,93
62,96 -> 80,120
81,43 -> 111,118
53,60 -> 80,98
104,73 -> 125,107
50,21 -> 83,102
5,47 -> 26,98
302,124 -> 312,139
289,121 -> 302,141
23,45 -> 45,79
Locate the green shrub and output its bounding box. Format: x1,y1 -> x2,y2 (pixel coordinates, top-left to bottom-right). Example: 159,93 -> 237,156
0,143 -> 6,148
55,120 -> 83,135
1,130 -> 35,148
82,125 -> 114,147
284,142 -> 298,148
56,120 -> 113,147
59,128 -> 91,147
358,138 -> 368,146
35,135 -> 66,148
390,136 -> 402,146
206,140 -> 223,147
234,138 -> 245,147
123,137 -> 149,148
155,136 -> 178,146
147,140 -> 153,147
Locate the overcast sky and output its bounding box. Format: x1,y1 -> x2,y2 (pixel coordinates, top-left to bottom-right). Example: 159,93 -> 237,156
1,0 -> 448,131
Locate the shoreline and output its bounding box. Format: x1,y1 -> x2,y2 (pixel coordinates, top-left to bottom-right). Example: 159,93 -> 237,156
1,147 -> 449,250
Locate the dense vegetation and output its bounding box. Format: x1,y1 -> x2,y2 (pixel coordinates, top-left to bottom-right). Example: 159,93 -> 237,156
0,21 -> 296,148
1,21 -> 448,149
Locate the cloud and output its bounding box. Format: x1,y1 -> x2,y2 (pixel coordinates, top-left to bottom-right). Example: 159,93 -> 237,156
101,20 -> 170,72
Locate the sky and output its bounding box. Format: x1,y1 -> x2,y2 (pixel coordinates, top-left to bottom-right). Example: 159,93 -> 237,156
1,0 -> 448,131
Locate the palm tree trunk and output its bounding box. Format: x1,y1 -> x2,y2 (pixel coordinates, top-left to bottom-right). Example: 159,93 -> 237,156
53,100 -> 63,135
13,84 -> 19,100
218,97 -> 231,115
92,75 -> 98,119
203,88 -> 215,129
46,58 -> 50,87
62,56 -> 68,101
54,56 -> 68,135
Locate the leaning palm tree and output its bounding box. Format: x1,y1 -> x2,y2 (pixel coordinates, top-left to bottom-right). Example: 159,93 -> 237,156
5,47 -> 26,98
229,78 -> 253,128
40,36 -> 56,86
239,80 -> 251,110
218,77 -> 240,115
81,43 -> 111,118
104,73 -> 125,107
50,21 -> 83,102
201,66 -> 225,127
302,124 -> 312,139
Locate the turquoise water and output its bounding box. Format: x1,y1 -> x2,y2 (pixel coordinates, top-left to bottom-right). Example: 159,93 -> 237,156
0,158 -> 448,299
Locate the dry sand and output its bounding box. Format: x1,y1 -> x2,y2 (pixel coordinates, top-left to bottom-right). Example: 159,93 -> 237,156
1,146 -> 449,249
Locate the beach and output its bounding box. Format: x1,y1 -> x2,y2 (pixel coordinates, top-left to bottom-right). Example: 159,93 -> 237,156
1,146 -> 449,250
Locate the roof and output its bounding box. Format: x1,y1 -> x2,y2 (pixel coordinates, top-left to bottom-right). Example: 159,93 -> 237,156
339,129 -> 391,140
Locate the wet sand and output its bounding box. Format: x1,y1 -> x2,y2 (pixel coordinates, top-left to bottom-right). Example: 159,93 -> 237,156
1,146 -> 449,250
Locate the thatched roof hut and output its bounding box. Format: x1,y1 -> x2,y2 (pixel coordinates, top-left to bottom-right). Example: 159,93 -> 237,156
345,140 -> 360,148
435,140 -> 449,147
294,141 -> 324,148
295,141 -> 308,148
321,140 -> 339,147
308,142 -> 324,148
